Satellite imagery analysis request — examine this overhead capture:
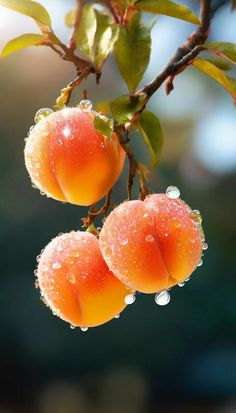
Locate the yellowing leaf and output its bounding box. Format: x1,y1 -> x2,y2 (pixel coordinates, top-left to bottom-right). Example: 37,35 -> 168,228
115,12 -> 151,93
0,0 -> 51,26
206,41 -> 236,64
65,9 -> 75,27
1,33 -> 47,57
137,110 -> 163,166
192,59 -> 236,103
75,4 -> 97,60
136,0 -> 200,25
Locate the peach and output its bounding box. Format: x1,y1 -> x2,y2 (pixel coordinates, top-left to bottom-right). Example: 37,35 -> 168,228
36,231 -> 131,328
24,107 -> 125,206
99,192 -> 204,293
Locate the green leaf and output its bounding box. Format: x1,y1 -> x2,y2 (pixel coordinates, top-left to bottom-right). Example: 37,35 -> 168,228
114,12 -> 151,92
75,4 -> 97,60
94,114 -> 114,139
0,0 -> 51,26
135,0 -> 200,25
65,9 -> 75,27
206,42 -> 236,64
110,94 -> 146,124
192,59 -> 236,103
93,12 -> 119,70
204,56 -> 232,71
137,110 -> 163,166
95,99 -> 112,115
1,33 -> 47,57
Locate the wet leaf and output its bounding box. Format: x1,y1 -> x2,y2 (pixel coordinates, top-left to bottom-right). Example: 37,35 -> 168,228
192,59 -> 236,103
94,114 -> 114,139
135,0 -> 200,25
1,33 -> 47,57
115,12 -> 151,92
0,0 -> 51,26
110,94 -> 146,123
137,110 -> 163,166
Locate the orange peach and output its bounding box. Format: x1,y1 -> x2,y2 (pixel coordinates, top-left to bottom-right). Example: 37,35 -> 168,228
36,231 -> 130,328
24,107 -> 125,206
99,193 -> 204,293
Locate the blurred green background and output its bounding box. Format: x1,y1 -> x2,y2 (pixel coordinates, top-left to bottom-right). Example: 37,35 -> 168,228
0,1 -> 236,412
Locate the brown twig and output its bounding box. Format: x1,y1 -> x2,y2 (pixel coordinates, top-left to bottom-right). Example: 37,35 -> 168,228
135,0 -> 212,102
82,189 -> 113,227
68,0 -> 84,51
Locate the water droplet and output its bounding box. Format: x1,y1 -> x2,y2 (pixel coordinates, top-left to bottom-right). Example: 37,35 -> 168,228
34,108 -> 54,123
166,186 -> 180,199
185,276 -> 190,282
52,262 -> 61,270
146,234 -> 154,242
121,239 -> 128,246
191,209 -> 202,224
115,314 -> 120,319
80,326 -> 88,332
57,245 -> 63,252
178,281 -> 185,287
124,294 -> 136,305
78,99 -> 93,111
70,325 -> 76,330
155,290 -> 170,306
197,259 -> 203,267
202,242 -> 208,250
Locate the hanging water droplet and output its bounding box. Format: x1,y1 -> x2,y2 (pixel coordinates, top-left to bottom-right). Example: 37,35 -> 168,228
145,234 -> 154,242
198,258 -> 203,266
185,276 -> 190,282
178,281 -> 185,287
115,314 -> 120,319
52,262 -> 61,270
197,259 -> 203,267
70,325 -> 76,330
124,293 -> 136,305
80,326 -> 88,332
202,242 -> 208,250
166,186 -> 180,199
191,209 -> 202,224
34,108 -> 54,123
78,99 -> 93,111
155,290 -> 170,306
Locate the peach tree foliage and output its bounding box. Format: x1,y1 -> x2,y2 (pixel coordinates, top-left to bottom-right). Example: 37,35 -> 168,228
1,0 -> 234,329
0,0 -> 236,204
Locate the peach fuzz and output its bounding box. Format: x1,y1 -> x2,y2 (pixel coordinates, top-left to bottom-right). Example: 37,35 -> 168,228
24,107 -> 125,206
36,231 -> 130,328
99,194 -> 203,293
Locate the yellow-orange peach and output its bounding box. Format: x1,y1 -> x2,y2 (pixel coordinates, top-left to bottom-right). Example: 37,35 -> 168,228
99,194 -> 204,293
37,231 -> 130,328
24,107 -> 125,206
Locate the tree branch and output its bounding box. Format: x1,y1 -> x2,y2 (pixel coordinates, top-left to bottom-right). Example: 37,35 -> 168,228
135,0 -> 212,100
68,0 -> 84,51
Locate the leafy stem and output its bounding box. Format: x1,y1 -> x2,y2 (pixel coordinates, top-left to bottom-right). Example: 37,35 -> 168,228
134,0 -> 212,103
